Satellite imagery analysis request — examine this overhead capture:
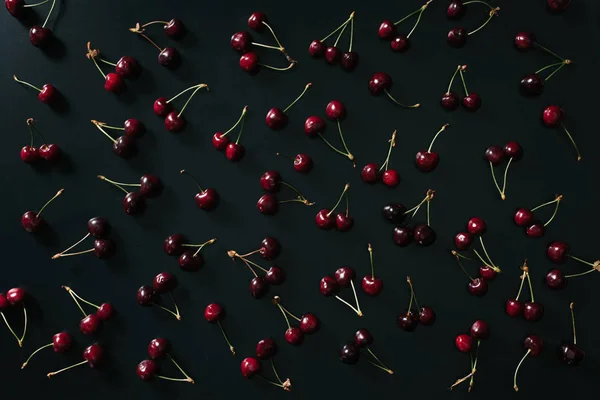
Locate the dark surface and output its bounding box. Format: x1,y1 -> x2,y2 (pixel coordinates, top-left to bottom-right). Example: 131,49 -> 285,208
1,0 -> 600,398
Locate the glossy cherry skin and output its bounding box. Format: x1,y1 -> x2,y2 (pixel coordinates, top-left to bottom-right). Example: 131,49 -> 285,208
83,344 -> 104,367
470,320 -> 490,340
361,276 -> 383,296
153,97 -> 172,117
88,217 -> 110,238
96,303 -> 114,320
378,20 -> 397,40
29,26 -> 52,47
247,12 -> 267,31
39,145 -> 62,164
506,299 -> 524,317
454,232 -> 473,250
467,217 -> 487,235
468,278 -> 488,296
515,32 -> 535,50
139,174 -> 163,197
260,170 -> 282,192
104,73 -> 126,93
115,56 -> 141,79
136,285 -> 156,306
447,28 -> 467,47
392,226 -> 413,247
285,327 -> 304,345
148,337 -> 170,359
164,111 -> 186,133
504,141 -> 523,160
158,47 -> 181,69
178,251 -> 204,271
240,52 -> 259,72
38,84 -> 58,104
325,100 -> 345,120
558,342 -> 584,365
5,0 -> 25,18
225,143 -> 245,162
123,192 -> 146,215
52,332 -> 72,352
304,116 -> 325,137
300,313 -> 319,334
325,46 -> 341,64
194,188 -> 219,210
382,204 -> 407,225
524,335 -> 544,356
520,74 -> 544,96
441,92 -> 460,110
547,0 -> 571,13
315,209 -> 335,230
265,108 -> 287,130
256,338 -> 276,360
319,276 -> 339,296
390,34 -> 410,52
514,208 -> 533,226
543,105 -> 564,127
21,211 -> 44,233
20,146 -> 39,163
526,222 -> 545,238
415,151 -> 439,172
397,311 -> 418,331
484,145 -> 505,166
164,234 -> 186,256
361,163 -> 380,183
231,31 -> 252,53
419,307 -> 436,325
293,153 -> 313,173
335,214 -> 354,232
212,132 -> 230,150
257,194 -> 279,215
463,93 -> 481,111
250,276 -> 268,299
455,334 -> 473,352
260,237 -> 280,260
241,357 -> 261,378
354,328 -> 373,347
479,265 -> 497,281
204,303 -> 224,323
0,293 -> 8,309
6,288 -> 26,305
339,343 -> 360,364
413,224 -> 436,246
93,239 -> 116,259
382,170 -> 400,187
545,268 -> 567,289
547,241 -> 569,264
80,314 -> 101,335
335,266 -> 355,287
340,52 -> 358,71
136,359 -> 159,381
308,40 -> 325,57
112,136 -> 136,158
447,0 -> 466,19
368,72 -> 392,95
153,271 -> 177,294
164,18 -> 186,39
265,266 -> 285,285
524,302 -> 544,322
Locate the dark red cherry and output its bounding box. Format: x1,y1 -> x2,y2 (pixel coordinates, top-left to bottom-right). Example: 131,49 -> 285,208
265,108 -> 288,130
88,217 -> 110,238
361,276 -> 383,296
524,302 -> 544,322
241,357 -> 261,378
21,211 -> 44,233
83,344 -> 104,367
467,217 -> 487,235
547,241 -> 569,264
123,192 -> 146,215
392,226 -> 413,247
38,84 -> 58,104
315,209 -> 335,230
479,265 -> 497,281
240,52 -> 259,72
390,34 -> 410,52
334,267 -> 355,287
543,105 -> 564,127
447,1 -> 466,19
454,232 -> 473,250
194,188 -> 219,210
158,47 -> 181,69
212,132 -> 229,150
6,288 -> 25,305
545,268 -> 567,289
319,276 -> 339,296
93,238 -> 116,259
5,0 -> 25,18
284,327 -> 303,345
300,313 -> 319,334
514,208 -> 533,226
308,40 -> 325,57
225,143 -> 245,161
104,73 -> 126,93
463,93 -> 481,111
558,342 -> 584,365
339,343 -> 360,364
354,328 -> 373,347
382,204 -> 407,225
140,174 -> 163,197
164,18 -> 186,39
79,314 -> 101,335
231,31 -> 252,53
441,92 -> 460,110
325,46 -> 341,64
547,0 -> 571,13
293,153 -> 313,173
506,299 -> 524,317
52,332 -> 72,352
504,141 -> 523,160
415,151 -> 439,172
470,320 -> 490,340
153,97 -> 172,117
255,338 -> 276,360
257,194 -> 279,215
368,72 -> 392,95
382,170 -> 400,187
178,250 -> 204,271
250,276 -> 268,299
0,293 -> 8,309
361,163 -> 380,183
526,222 -> 545,238
204,303 -> 224,323
248,12 -> 267,31
164,111 -> 186,133
29,26 -> 52,47
115,56 -> 141,79
265,266 -> 285,285
164,234 -> 186,256
484,145 -> 505,165
468,277 -> 488,296
335,214 -> 354,232
39,145 -> 62,164
122,118 -> 145,137
260,170 -> 282,192
413,224 -> 436,246
455,334 -> 472,352
515,32 -> 535,50
136,285 -> 156,306
153,271 -> 177,294
376,20 -> 396,40
148,338 -> 170,359
325,100 -> 345,120
20,146 -> 39,163
259,237 -> 281,260
112,136 -> 136,158
520,73 -> 544,96
397,311 -> 418,331
524,334 -> 544,356
447,28 -> 467,47
96,303 -> 114,320
136,359 -> 159,381
304,116 -> 325,137
419,307 -> 436,325
340,51 -> 358,71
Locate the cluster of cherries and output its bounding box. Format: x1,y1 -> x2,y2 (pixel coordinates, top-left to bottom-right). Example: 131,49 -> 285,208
315,183 -> 353,231
309,11 -> 357,71
85,42 -> 141,94
446,0 -> 500,48
163,233 -> 217,272
136,338 -> 194,384
232,12 -> 296,73
545,241 -> 599,290
339,328 -> 393,374
21,188 -> 63,233
62,286 -> 115,335
0,287 -> 27,347
154,82 -> 210,133
19,118 -> 61,164
13,75 -> 59,105
258,170 -> 314,215
387,189 -> 437,247
129,18 -> 186,69
484,141 -> 522,200
204,303 -> 236,355
227,237 -> 283,299
46,343 -> 104,379
441,65 -> 481,111
52,216 -> 116,261
212,105 -> 249,162
320,266 -> 365,317
513,195 -> 563,238
361,130 -> 401,187
241,338 -> 292,391
378,1 -> 432,52
396,277 -> 435,331
90,117 -> 145,158
6,0 -> 58,47
97,173 -> 162,215
505,261 -> 544,322
136,272 -> 182,321
272,296 -> 319,345
450,320 -> 490,392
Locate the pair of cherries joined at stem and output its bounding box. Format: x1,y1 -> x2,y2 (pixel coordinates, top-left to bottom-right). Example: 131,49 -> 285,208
0,288 -> 28,347
273,296 -> 320,346
266,83 -> 311,131
129,18 -> 186,69
514,194 -> 563,238
320,266 -> 364,317
447,1 -> 500,48
450,320 -> 490,392
13,75 -> 59,105
368,72 -> 420,109
361,130 -> 401,186
204,303 -> 236,355
180,169 -> 220,211
485,141 -> 523,200
515,32 -> 572,97
163,234 -> 217,272
21,188 -> 63,233
137,338 -> 194,384
542,105 -> 582,161
390,189 -> 437,247
545,241 -> 599,290
154,83 -> 210,133
91,119 -> 142,158
397,277 -> 435,332
309,11 -> 358,71
505,261 -> 544,322
97,174 -> 162,215
315,183 -> 353,232
241,344 -> 292,392
52,216 -> 115,260
137,272 -> 182,321
8,0 -> 59,47
21,331 -> 72,370
234,12 -> 296,74
62,285 -> 115,335
304,100 -> 355,166
85,42 -> 142,94
212,105 -> 248,162
258,171 -> 314,216
19,118 -> 61,164
340,329 -> 393,375
46,343 -> 104,379
442,65 -> 481,111
378,1 -> 432,52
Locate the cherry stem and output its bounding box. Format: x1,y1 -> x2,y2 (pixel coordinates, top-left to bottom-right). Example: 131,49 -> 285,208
569,302 -> 578,345
365,358 -> 394,374
216,321 -> 235,355
531,195 -> 563,212
64,286 -> 100,309
543,197 -> 562,227
22,342 -> 53,369
97,175 -> 129,195
180,169 -> 204,192
47,359 -> 88,378
533,42 -> 565,62
52,232 -> 91,259
349,280 -> 363,315
167,84 -> 204,103
251,42 -> 282,51
177,84 -> 209,118
24,0 -> 51,7
379,130 -> 397,172
458,69 -> 469,96
234,107 -> 246,144
446,65 -> 464,94
141,20 -> 169,27
167,353 -> 194,383
488,162 -> 503,199
270,359 -> 283,384
155,375 -> 194,383
95,122 -> 123,130
365,347 -> 392,373
91,120 -> 117,144
137,32 -> 164,52
334,295 -> 363,317
230,253 -> 258,277
237,248 -> 261,258
326,184 -> 350,217
96,57 -> 117,67
345,194 -> 350,217
543,60 -> 571,81
333,17 -> 349,47
452,251 -> 474,281
36,188 -> 64,217
428,124 -> 449,153
1,311 -> 22,347
276,303 -> 292,329
404,190 -> 435,219
261,22 -> 296,63
406,276 -> 421,312
336,120 -> 355,164
499,157 -> 513,200
184,238 -> 216,257
42,0 -> 56,28
27,118 -> 48,145
13,75 -> 42,92
19,307 -> 27,346
98,176 -> 139,188
565,268 -> 597,279
394,3 -> 425,25
368,243 -> 375,279
67,290 -> 87,317
278,303 -> 301,322
560,123 -> 582,161
407,1 -> 432,38
383,89 -> 420,108
526,270 -> 535,303
258,62 -> 296,72
281,181 -> 311,203
52,248 -> 94,258
89,53 -> 106,79
283,83 -> 311,113
515,270 -> 527,301
348,17 -> 354,51
153,294 -> 181,321
242,257 -> 269,274
567,255 -> 596,267
468,7 -> 500,36
256,374 -> 290,391
468,340 -> 481,391
449,369 -> 477,391
316,133 -> 354,163
513,349 -> 531,392
320,12 -> 354,42
223,106 -> 248,137
478,237 -> 500,272
454,252 -> 474,261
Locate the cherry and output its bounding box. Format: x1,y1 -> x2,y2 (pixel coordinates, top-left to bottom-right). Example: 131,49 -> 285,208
230,31 -> 252,53
524,302 -> 544,322
266,83 -> 311,130
454,232 -> 473,250
300,313 -> 319,334
153,97 -> 172,117
520,73 -> 544,96
284,327 -> 303,345
256,194 -> 279,215
164,18 -> 185,39
153,271 -> 177,294
362,244 -> 383,296
361,163 -> 380,183
47,344 -> 104,377
335,266 -> 355,286
441,92 -> 460,110
240,357 -> 261,378
179,169 -> 219,210
5,0 -> 25,18
164,234 -> 186,256
447,1 -> 466,19
79,313 -> 101,335
545,268 -> 567,289
87,217 -> 110,238
316,184 -> 350,230
397,311 -> 418,332
21,188 -> 64,233
21,331 -> 73,369
542,105 -> 581,161
515,32 -> 535,50
392,226 -> 413,247
136,359 -> 159,381
513,335 -> 543,391
38,144 -> 60,161
413,224 -> 436,246
304,116 -> 326,137
419,306 -> 436,325
470,320 -> 490,340
455,334 -> 472,353
468,278 -> 488,296
29,25 -> 52,47
96,175 -> 146,215
514,208 -> 533,226
325,46 -> 341,64
292,153 -> 312,173
354,328 -> 373,347
547,0 -> 571,13
157,47 -> 180,68
136,285 -> 156,306
319,276 -> 339,296
479,265 -> 497,281
20,146 -> 39,163
148,338 -> 171,360
415,123 -> 449,172
382,203 -> 407,225
13,75 -> 58,105
467,217 -> 487,235
21,119 -> 59,163
204,303 -> 235,354
339,343 -> 360,364
463,93 -> 481,111
368,72 -> 420,108
340,51 -> 358,71
115,56 -> 142,79
250,276 -> 268,299
94,239 -> 115,258
213,106 -> 248,154
259,238 -> 281,260
558,302 -> 584,365
265,266 -> 285,285
547,241 -> 569,264
308,40 -> 325,57
104,73 -> 126,93
390,35 -> 410,52
226,143 -> 246,161
382,170 -> 400,187
525,223 -> 545,238
96,303 -> 114,320
0,293 -> 8,309
239,52 -> 259,72
506,299 -> 524,317
256,338 -> 276,360
6,287 -> 25,305
447,28 -> 467,47
378,20 -> 397,40
325,100 -> 345,120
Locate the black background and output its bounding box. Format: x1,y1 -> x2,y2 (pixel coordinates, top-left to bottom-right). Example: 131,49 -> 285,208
1,0 -> 599,398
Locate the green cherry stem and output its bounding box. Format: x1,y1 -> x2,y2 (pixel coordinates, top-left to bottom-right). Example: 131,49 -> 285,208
177,84 -> 210,119
260,21 -> 296,63
468,7 -> 500,36
167,353 -> 194,383
541,60 -> 572,81
542,195 -> 563,226
326,184 -> 350,218
221,106 -> 248,138
500,157 -> 514,200
321,12 -> 354,42
404,190 -> 435,220
283,83 -> 311,113
513,349 -> 531,392
378,130 -> 397,172
348,17 -> 354,51
383,89 -> 421,108
47,359 -> 89,378
13,75 -> 42,92
333,15 -> 351,47
272,297 -> 302,322
526,268 -> 535,303
570,302 -> 577,344
368,243 -> 375,280
468,340 -> 481,392
274,301 -> 292,329
407,1 -> 433,38
515,265 -> 528,301
317,133 -> 354,163
446,65 -> 465,94
36,188 -> 64,218
42,0 -> 56,28
1,311 -> 23,346
141,20 -> 169,27
86,43 -> 106,79
428,124 -> 450,152
63,286 -> 100,309
336,120 -> 355,166
560,123 -> 582,161
67,289 -> 87,317
97,175 -> 129,195
489,162 -> 503,198
227,251 -> 261,277
533,42 -> 565,62
452,251 -> 474,282
459,68 -> 470,96
129,24 -> 165,52
258,61 -> 296,71
91,120 -> 117,144
478,237 -> 500,272
22,342 -> 53,369
24,0 -> 51,7
51,233 -> 91,259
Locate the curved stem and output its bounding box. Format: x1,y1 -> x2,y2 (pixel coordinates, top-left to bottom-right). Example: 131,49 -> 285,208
446,66 -> 462,94
561,124 -> 582,161
96,123 -> 123,130
333,20 -> 349,47
515,271 -> 526,301
154,302 -> 181,321
52,233 -> 91,259
459,69 -> 469,96
167,84 -> 205,103
428,124 -> 449,153
96,176 -> 139,187
394,4 -> 426,25
531,195 -> 563,212
14,76 -> 42,92
565,268 -> 597,279
242,257 -> 269,274
283,83 -> 311,113
167,353 -> 194,383
271,359 -> 283,384
47,360 -> 88,377
27,119 -> 35,147
90,56 -> 106,79
317,133 -> 353,161
452,253 -> 474,281
68,288 -> 100,309
20,308 -> 27,345
543,199 -> 562,227
407,1 -> 432,38
489,162 -> 503,199
404,191 -> 433,218
22,342 -> 53,368
513,350 -> 531,392
141,20 -> 169,27
326,184 -> 350,217
1,312 -> 22,346
191,238 -> 216,257
37,188 -> 64,217
232,256 -> 259,278
384,89 -> 420,108
468,340 -> 481,391
258,62 -> 295,71
526,272 -> 535,303
256,374 -> 289,390
235,107 -> 246,144
570,302 -> 577,345
177,84 -> 209,118
24,0 -> 51,7
567,255 -> 596,267
379,131 -> 397,172
91,121 -> 117,144
261,21 -> 284,49
279,305 -> 301,322
533,42 -> 565,62
449,369 -> 476,391
349,280 -> 362,315
464,0 -> 493,7
42,0 -> 56,28
138,33 -> 164,52
348,17 -> 354,51
365,348 -> 389,372
468,7 -> 500,36
217,321 -> 235,355
278,198 -> 315,206
368,243 -> 375,279
53,248 -> 94,258
479,237 -> 499,272
169,292 -> 180,320
535,61 -> 566,75
320,12 -> 354,42
501,157 -> 513,200
222,106 -> 248,137
237,249 -> 261,258
68,291 -> 87,317
544,61 -> 570,81
334,295 -> 363,316
97,175 -> 129,195
251,42 -> 282,51
276,303 -> 292,329
365,359 -> 393,374
155,375 -> 194,383
336,120 -> 354,161
406,277 -> 420,312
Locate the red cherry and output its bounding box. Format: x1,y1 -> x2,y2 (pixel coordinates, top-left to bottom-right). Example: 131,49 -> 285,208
455,334 -> 472,352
